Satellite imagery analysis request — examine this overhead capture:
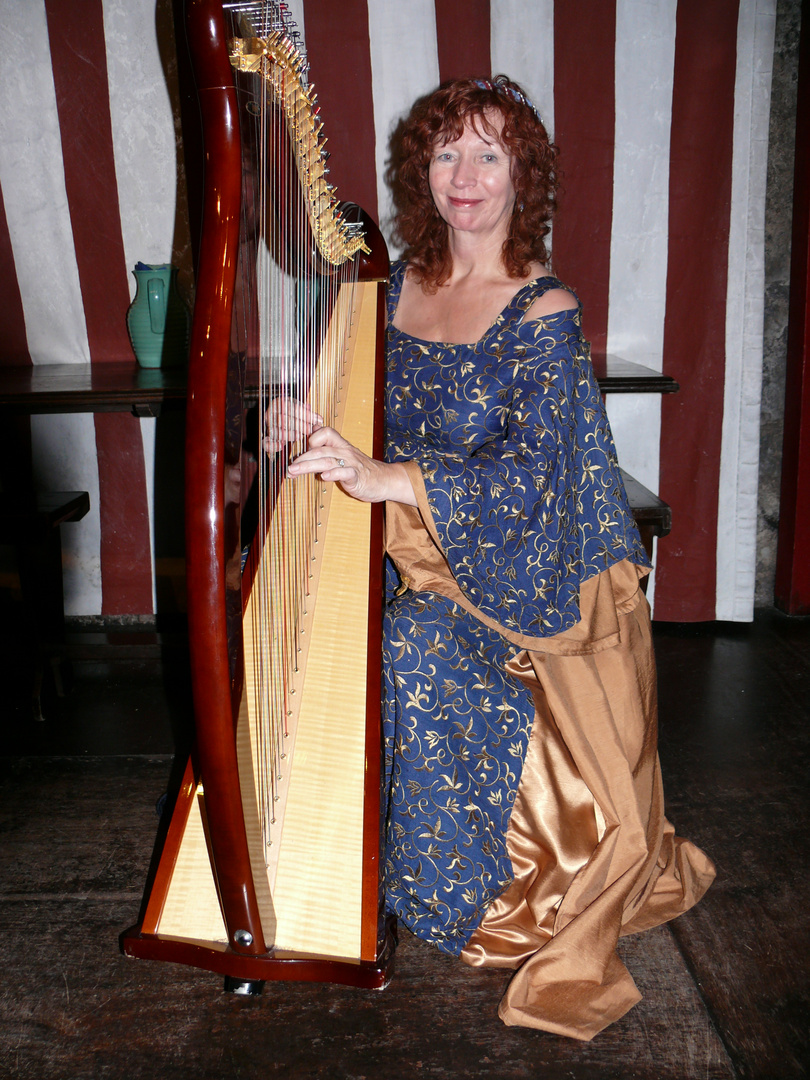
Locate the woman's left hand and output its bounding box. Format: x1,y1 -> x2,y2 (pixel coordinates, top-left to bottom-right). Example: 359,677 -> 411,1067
287,426 -> 417,506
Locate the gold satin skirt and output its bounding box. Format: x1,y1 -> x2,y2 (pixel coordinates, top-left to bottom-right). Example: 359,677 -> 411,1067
461,590 -> 716,1040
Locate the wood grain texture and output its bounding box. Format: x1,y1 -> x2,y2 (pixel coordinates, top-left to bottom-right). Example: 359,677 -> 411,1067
126,284 -> 385,972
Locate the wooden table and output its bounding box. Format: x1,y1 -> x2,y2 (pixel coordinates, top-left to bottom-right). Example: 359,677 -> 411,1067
0,354 -> 675,564
0,355 -> 677,415
590,355 -> 678,560
591,353 -> 679,395
0,362 -> 188,713
0,362 -> 187,417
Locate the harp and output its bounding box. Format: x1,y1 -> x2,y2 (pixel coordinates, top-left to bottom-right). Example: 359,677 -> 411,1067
122,0 -> 394,990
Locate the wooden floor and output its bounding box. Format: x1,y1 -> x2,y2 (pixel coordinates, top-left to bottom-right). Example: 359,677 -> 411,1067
0,606 -> 808,1079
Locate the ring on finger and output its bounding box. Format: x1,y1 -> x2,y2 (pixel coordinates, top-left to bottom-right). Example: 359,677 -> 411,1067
337,458 -> 345,468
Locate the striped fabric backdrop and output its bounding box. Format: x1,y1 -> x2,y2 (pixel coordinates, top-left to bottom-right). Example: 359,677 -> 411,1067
0,0 -> 776,622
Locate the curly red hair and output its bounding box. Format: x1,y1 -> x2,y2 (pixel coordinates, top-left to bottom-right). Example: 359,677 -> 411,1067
389,76 -> 558,289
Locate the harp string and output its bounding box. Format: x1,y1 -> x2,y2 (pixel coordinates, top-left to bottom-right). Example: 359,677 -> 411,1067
227,3 -> 364,862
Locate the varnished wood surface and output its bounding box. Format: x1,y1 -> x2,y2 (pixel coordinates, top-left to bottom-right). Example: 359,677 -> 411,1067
0,362 -> 187,415
179,0 -> 263,960
1,610 -> 809,1077
590,352 -> 680,393
131,285 -> 387,977
0,491 -> 90,534
620,469 -> 671,533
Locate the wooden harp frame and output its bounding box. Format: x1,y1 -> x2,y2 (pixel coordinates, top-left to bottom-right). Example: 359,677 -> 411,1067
122,0 -> 394,990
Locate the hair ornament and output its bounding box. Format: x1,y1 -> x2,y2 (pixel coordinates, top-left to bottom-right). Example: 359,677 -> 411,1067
473,76 -> 543,124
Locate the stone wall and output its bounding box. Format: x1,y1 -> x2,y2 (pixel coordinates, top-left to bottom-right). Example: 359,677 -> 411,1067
758,0 -> 802,605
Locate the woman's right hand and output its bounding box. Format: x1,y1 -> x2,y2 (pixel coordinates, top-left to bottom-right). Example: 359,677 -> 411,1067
287,426 -> 417,506
263,397 -> 323,455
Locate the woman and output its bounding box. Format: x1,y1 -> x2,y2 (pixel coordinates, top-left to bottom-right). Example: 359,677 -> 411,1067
281,76 -> 714,1040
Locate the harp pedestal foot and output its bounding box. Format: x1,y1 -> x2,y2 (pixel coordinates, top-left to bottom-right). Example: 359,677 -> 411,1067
224,976 -> 265,996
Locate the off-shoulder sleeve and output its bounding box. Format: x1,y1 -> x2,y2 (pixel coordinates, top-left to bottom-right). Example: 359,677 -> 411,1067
393,310 -> 647,640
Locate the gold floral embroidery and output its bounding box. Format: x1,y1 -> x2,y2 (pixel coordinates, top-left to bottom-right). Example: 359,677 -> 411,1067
381,263 -> 648,953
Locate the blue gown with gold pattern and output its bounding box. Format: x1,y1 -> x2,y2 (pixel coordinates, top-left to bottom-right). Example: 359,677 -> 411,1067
381,261 -> 650,953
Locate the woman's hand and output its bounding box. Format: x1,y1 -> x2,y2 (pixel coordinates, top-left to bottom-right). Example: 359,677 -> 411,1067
263,397 -> 323,455
287,426 -> 417,506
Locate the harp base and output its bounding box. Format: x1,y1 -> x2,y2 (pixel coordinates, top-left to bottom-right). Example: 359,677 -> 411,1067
120,919 -> 397,991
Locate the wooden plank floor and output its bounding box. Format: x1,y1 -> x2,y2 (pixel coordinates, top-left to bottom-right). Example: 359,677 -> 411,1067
0,607 -> 807,1079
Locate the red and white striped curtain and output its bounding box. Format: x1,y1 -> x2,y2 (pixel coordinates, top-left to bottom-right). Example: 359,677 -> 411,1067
0,0 -> 775,622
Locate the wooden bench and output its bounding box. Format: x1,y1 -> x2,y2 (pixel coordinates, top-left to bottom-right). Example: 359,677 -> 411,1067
0,490 -> 90,720
591,353 -> 676,575
621,468 -> 671,563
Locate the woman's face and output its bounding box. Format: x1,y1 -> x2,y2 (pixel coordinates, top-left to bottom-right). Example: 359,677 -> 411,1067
428,112 -> 515,242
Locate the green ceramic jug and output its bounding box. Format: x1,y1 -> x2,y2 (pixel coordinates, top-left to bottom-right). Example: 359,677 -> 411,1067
126,263 -> 190,368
